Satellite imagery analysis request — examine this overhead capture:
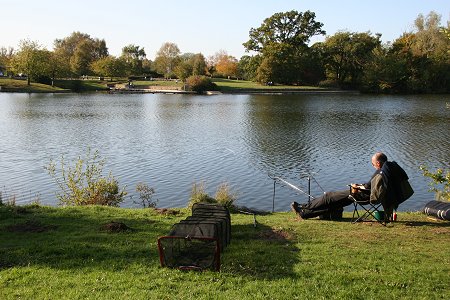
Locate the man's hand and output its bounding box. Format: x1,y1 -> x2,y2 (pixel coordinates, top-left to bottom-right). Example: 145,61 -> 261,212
350,183 -> 367,194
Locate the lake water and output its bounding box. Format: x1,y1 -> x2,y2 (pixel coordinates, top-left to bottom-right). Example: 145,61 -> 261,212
0,92 -> 448,212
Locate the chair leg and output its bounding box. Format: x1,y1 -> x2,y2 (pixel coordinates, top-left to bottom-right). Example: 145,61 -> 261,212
352,202 -> 386,226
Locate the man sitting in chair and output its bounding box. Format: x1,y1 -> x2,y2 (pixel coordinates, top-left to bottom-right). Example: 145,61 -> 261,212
291,152 -> 412,220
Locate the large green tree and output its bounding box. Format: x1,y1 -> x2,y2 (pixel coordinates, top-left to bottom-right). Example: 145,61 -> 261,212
361,46 -> 409,93
191,53 -> 207,76
90,55 -> 127,79
174,53 -> 194,82
54,32 -> 108,76
237,55 -> 262,81
11,40 -> 52,85
121,44 -> 146,76
243,10 -> 325,53
174,53 -> 207,82
154,42 -> 180,79
319,31 -> 381,87
255,43 -> 299,84
365,11 -> 450,93
243,10 -> 325,84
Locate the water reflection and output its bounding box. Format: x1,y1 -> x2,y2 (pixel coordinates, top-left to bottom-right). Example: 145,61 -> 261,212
0,92 -> 448,212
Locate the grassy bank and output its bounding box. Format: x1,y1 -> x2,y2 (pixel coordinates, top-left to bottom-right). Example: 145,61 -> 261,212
0,78 -> 68,93
1,77 -> 332,94
212,78 -> 329,92
1,205 -> 448,299
53,79 -> 110,92
0,78 -> 111,93
128,78 -> 324,92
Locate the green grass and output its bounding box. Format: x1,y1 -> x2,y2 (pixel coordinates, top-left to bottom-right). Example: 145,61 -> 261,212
1,205 -> 448,299
133,78 -> 328,92
212,78 -> 327,92
1,77 -> 332,94
53,79 -> 110,92
132,80 -> 184,88
0,78 -> 68,93
0,78 -> 114,93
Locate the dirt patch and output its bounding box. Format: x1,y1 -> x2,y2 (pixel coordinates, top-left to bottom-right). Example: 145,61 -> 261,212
5,220 -> 57,233
259,228 -> 293,241
154,208 -> 180,216
100,221 -> 133,233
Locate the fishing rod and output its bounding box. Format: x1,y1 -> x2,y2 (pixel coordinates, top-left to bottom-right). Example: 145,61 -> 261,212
268,174 -> 319,211
269,175 -> 316,199
223,147 -> 325,212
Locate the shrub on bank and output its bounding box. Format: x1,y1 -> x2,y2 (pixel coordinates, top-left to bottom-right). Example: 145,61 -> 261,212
45,148 -> 127,206
420,165 -> 450,201
134,182 -> 157,208
186,75 -> 217,94
188,182 -> 237,210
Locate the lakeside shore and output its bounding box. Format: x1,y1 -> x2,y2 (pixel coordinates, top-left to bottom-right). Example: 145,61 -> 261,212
1,77 -> 355,94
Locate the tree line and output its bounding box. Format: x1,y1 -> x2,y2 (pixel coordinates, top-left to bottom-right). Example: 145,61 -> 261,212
0,32 -> 239,87
0,10 -> 448,93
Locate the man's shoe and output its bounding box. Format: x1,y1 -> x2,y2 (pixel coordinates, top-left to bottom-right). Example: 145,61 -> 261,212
291,202 -> 305,220
291,202 -> 300,214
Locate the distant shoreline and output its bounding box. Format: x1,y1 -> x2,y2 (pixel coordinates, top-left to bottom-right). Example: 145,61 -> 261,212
1,77 -> 355,94
2,78 -> 447,95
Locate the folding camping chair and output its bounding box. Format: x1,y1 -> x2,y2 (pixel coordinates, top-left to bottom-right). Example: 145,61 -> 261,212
349,185 -> 386,226
349,160 -> 413,226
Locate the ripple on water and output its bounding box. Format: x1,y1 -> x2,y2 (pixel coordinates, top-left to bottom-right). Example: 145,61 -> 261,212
0,93 -> 448,211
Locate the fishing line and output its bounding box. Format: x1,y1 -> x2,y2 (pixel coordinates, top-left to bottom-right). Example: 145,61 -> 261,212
305,171 -> 326,194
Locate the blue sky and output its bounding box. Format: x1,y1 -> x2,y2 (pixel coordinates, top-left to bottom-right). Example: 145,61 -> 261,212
2,1 -> 449,59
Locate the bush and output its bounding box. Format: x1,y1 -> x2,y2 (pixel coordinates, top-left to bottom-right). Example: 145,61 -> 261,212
186,75 -> 217,94
188,182 -> 216,209
187,182 -> 237,210
45,149 -> 127,206
135,182 -> 157,208
214,183 -> 237,209
420,166 -> 450,201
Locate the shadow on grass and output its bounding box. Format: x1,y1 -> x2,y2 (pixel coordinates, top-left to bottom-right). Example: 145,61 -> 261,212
340,216 -> 450,228
221,222 -> 299,279
398,219 -> 450,227
0,206 -> 175,270
1,206 -> 301,279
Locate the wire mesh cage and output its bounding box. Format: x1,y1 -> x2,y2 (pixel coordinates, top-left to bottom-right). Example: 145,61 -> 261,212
157,203 -> 231,271
192,203 -> 231,245
157,236 -> 220,271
